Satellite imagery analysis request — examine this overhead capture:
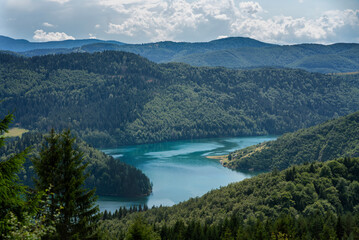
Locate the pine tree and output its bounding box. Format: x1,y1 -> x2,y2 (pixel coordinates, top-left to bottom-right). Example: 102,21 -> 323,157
0,113 -> 28,235
34,129 -> 100,239
33,128 -> 61,225
0,113 -> 54,239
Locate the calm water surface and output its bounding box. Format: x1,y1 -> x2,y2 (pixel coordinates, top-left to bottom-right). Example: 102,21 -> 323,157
98,136 -> 276,212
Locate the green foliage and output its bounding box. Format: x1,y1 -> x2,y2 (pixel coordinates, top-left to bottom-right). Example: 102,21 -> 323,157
226,111 -> 359,171
125,218 -> 160,240
0,131 -> 152,197
33,129 -> 100,239
3,195 -> 57,240
0,113 -> 28,236
152,211 -> 359,240
0,113 -> 54,239
1,51 -> 359,148
99,158 -> 359,238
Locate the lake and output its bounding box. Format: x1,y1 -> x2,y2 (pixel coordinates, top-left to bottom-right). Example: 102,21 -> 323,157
98,136 -> 276,212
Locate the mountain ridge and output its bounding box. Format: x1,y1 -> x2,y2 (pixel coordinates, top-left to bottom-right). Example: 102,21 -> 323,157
0,35 -> 125,52
2,35 -> 358,73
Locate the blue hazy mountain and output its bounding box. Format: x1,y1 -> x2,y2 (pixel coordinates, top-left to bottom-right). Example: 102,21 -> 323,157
1,35 -> 358,73
0,35 -> 124,52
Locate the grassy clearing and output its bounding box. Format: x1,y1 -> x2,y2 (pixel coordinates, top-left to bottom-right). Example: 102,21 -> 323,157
221,143 -> 268,168
3,127 -> 29,138
330,71 -> 359,76
206,155 -> 228,165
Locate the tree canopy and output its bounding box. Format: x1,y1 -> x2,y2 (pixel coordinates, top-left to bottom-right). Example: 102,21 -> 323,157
33,129 -> 100,239
1,51 -> 359,147
0,131 -> 152,197
224,110 -> 359,171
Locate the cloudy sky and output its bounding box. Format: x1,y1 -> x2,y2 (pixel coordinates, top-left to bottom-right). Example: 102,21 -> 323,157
1,0 -> 359,44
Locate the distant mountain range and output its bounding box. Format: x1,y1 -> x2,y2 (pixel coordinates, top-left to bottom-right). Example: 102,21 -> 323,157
0,35 -> 124,52
1,35 -> 359,73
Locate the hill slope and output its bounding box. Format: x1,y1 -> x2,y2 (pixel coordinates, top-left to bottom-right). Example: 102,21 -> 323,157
1,51 -> 359,147
1,131 -> 152,197
100,157 -> 359,238
224,111 -> 359,171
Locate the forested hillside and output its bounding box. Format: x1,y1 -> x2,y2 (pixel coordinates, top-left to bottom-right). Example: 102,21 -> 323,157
1,131 -> 152,197
100,157 -> 359,239
224,111 -> 359,171
1,51 -> 359,147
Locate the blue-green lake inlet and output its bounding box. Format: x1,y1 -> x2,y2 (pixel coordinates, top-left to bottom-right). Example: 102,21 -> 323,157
98,136 -> 276,212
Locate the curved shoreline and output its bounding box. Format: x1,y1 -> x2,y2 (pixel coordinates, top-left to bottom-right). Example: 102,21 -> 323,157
205,155 -> 228,166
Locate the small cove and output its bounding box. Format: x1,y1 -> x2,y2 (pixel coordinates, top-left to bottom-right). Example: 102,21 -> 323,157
98,135 -> 276,212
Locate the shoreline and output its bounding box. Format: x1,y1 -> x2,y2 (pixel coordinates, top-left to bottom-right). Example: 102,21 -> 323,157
206,155 -> 228,165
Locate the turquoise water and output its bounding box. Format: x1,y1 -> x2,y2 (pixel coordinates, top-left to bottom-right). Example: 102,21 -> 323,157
98,136 -> 276,212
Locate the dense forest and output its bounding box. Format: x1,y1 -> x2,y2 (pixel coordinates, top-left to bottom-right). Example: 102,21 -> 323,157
99,157 -> 359,239
224,111 -> 359,171
1,51 -> 359,148
1,113 -> 102,239
1,131 -> 152,197
3,110 -> 359,238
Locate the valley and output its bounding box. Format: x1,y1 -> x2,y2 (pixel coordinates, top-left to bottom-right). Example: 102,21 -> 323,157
97,135 -> 276,212
1,35 -> 359,239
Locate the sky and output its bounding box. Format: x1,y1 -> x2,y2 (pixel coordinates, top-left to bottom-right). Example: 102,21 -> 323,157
1,0 -> 359,44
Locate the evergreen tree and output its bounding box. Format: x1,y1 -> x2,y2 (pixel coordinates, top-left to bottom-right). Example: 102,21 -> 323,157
0,113 -> 28,235
33,129 -> 100,239
33,128 -> 61,225
0,113 -> 54,239
125,217 -> 160,240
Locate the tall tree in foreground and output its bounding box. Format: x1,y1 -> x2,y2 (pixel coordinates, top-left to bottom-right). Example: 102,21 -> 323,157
33,129 -> 100,239
0,113 -> 54,239
0,113 -> 28,235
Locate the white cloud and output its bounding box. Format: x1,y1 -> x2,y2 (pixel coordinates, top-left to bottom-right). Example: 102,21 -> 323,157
214,14 -> 229,20
238,1 -> 263,15
45,0 -> 70,4
104,0 -> 209,41
33,29 -> 75,41
43,22 -> 55,27
230,8 -> 359,43
216,35 -> 228,39
99,0 -> 359,43
95,24 -> 101,28
89,33 -> 96,39
101,0 -> 236,41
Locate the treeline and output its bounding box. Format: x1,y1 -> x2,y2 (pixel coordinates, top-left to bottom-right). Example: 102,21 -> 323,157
149,211 -> 359,240
225,110 -> 359,171
102,205 -> 150,221
1,51 -> 359,147
99,157 -> 359,238
1,131 -> 152,197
